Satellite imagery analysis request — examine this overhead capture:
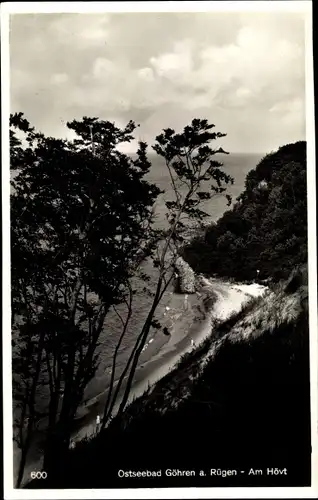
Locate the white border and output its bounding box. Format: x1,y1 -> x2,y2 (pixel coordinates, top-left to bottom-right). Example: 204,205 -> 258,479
305,3 -> 318,497
0,1 -> 314,14
1,2 -> 14,498
1,1 -> 316,499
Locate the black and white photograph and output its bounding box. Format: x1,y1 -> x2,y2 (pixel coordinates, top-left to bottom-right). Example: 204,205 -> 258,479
2,1 -> 317,498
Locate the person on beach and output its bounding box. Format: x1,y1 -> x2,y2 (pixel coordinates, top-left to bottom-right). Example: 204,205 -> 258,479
191,338 -> 194,348
184,294 -> 188,310
96,414 -> 101,433
164,305 -> 170,317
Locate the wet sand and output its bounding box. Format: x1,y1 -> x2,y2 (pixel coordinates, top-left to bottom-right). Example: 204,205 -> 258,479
71,278 -> 268,443
71,288 -> 213,442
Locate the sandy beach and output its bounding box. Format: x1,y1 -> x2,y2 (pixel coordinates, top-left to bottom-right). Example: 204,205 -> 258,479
70,278 -> 267,443
70,286 -> 212,441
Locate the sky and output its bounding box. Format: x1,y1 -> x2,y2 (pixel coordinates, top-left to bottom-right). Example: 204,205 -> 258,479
9,9 -> 307,154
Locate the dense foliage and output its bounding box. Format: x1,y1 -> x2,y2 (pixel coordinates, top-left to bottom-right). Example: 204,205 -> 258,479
182,141 -> 307,281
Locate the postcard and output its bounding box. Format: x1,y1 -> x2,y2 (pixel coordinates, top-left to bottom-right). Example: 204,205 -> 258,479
2,1 -> 317,498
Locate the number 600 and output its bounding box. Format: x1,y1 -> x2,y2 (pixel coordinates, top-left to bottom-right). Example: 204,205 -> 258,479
30,471 -> 47,479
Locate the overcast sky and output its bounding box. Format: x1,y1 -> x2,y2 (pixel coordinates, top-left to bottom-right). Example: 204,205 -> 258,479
10,10 -> 306,154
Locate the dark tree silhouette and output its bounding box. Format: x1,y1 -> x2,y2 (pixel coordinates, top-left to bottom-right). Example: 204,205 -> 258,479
11,113 -> 161,486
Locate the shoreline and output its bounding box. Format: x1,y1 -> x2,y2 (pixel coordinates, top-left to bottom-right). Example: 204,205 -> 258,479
63,277 -> 267,445
70,287 -> 215,443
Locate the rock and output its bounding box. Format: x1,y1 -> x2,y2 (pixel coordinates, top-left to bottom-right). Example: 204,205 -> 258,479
175,256 -> 196,294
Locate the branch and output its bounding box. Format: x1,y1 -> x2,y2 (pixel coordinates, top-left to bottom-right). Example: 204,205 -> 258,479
166,158 -> 182,209
101,282 -> 133,428
45,349 -> 55,396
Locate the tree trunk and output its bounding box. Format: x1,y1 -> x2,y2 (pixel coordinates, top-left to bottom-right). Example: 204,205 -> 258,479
116,276 -> 165,417
101,289 -> 133,428
43,331 -> 75,482
15,332 -> 45,487
16,427 -> 32,488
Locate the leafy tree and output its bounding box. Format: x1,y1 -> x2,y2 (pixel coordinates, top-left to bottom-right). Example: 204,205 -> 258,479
11,113 -> 161,486
104,119 -> 234,419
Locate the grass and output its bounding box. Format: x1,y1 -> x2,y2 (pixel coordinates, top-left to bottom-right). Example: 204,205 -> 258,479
211,294 -> 265,339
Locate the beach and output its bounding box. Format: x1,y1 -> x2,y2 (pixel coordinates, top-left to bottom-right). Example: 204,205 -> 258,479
70,284 -> 213,440
67,278 -> 268,444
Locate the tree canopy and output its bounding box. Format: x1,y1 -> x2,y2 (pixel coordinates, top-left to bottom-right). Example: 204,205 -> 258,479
10,112 -> 161,486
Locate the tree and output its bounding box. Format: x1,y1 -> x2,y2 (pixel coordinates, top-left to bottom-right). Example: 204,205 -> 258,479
11,113 -> 161,486
104,118 -> 234,420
